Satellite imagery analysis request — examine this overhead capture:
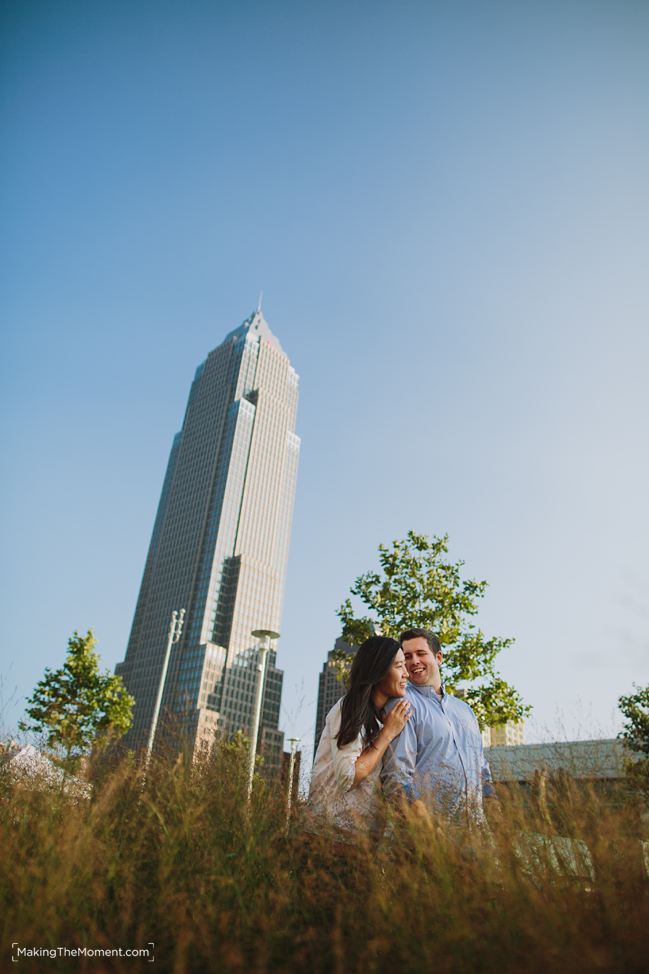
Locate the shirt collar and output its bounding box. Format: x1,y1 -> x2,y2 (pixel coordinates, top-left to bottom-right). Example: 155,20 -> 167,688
408,681 -> 446,699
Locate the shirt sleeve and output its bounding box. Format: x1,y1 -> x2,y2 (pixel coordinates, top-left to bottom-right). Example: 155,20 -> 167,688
480,746 -> 497,798
380,696 -> 419,801
465,702 -> 497,799
327,701 -> 364,793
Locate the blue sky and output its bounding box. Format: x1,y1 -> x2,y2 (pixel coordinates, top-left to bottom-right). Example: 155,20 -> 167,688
2,0 -> 648,766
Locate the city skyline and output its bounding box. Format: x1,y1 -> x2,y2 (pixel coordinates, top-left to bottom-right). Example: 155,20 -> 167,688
2,2 -> 648,774
116,308 -> 300,762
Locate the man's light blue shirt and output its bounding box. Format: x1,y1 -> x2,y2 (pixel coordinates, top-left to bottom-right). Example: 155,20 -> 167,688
381,683 -> 496,819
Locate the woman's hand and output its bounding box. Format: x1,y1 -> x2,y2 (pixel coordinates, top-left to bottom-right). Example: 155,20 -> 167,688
382,699 -> 411,741
351,699 -> 411,786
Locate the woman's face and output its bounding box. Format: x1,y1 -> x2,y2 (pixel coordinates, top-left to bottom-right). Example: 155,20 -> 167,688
375,649 -> 408,699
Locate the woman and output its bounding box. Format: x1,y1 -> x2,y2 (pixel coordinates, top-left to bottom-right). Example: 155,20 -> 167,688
308,635 -> 411,833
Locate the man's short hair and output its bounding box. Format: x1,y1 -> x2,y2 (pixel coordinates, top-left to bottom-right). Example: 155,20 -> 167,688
399,627 -> 441,655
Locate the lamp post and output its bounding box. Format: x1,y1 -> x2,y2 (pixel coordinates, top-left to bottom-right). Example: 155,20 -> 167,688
248,628 -> 280,800
146,608 -> 185,765
286,737 -> 300,827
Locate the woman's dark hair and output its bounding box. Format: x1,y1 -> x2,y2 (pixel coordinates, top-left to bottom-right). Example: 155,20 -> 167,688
336,635 -> 401,748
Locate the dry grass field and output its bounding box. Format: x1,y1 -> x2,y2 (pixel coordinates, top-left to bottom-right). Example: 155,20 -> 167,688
2,742 -> 648,973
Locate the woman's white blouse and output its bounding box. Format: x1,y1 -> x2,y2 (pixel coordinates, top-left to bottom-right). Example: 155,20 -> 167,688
308,698 -> 382,831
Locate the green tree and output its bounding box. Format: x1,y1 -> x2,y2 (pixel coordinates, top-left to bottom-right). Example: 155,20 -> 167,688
337,531 -> 530,727
618,683 -> 649,796
19,630 -> 134,767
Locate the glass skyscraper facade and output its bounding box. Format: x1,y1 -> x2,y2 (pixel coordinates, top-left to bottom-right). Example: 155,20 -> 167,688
314,638 -> 357,753
116,309 -> 300,765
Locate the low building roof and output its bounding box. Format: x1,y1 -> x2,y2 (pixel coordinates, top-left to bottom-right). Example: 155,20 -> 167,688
485,738 -> 633,782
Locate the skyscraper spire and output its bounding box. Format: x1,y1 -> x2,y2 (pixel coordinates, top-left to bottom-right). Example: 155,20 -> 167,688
257,290 -> 263,314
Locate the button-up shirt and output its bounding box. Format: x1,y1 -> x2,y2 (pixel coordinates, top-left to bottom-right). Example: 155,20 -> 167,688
381,683 -> 495,820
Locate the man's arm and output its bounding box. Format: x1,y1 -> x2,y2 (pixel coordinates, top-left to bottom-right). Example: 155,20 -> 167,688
380,696 -> 419,802
464,701 -> 497,802
480,744 -> 497,800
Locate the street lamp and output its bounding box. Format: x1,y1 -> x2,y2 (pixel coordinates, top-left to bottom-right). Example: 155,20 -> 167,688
146,608 -> 185,765
286,737 -> 300,827
247,628 -> 280,799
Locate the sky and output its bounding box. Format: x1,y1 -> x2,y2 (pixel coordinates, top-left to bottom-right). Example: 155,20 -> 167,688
2,0 -> 649,772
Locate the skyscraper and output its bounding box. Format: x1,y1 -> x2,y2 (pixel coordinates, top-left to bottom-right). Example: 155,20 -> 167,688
116,308 -> 300,765
314,638 -> 356,752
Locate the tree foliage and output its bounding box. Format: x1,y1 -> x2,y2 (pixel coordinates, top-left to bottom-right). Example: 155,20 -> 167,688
619,684 -> 649,757
618,683 -> 649,795
19,630 -> 134,766
337,531 -> 530,727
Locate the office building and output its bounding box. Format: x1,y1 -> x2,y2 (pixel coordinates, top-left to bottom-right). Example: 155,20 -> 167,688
481,721 -> 526,748
116,307 -> 300,766
314,638 -> 357,750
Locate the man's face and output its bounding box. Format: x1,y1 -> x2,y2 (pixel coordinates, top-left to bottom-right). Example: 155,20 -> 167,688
402,636 -> 443,687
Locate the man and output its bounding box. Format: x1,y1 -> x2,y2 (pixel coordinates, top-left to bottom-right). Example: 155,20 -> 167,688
381,627 -> 496,822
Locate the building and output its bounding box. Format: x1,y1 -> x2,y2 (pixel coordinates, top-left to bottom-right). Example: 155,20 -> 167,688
481,721 -> 526,748
314,638 -> 357,751
116,307 -> 300,768
485,738 -> 629,786
485,738 -> 640,821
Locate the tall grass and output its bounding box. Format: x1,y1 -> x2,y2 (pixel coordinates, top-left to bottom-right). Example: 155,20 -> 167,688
1,742 -> 648,973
